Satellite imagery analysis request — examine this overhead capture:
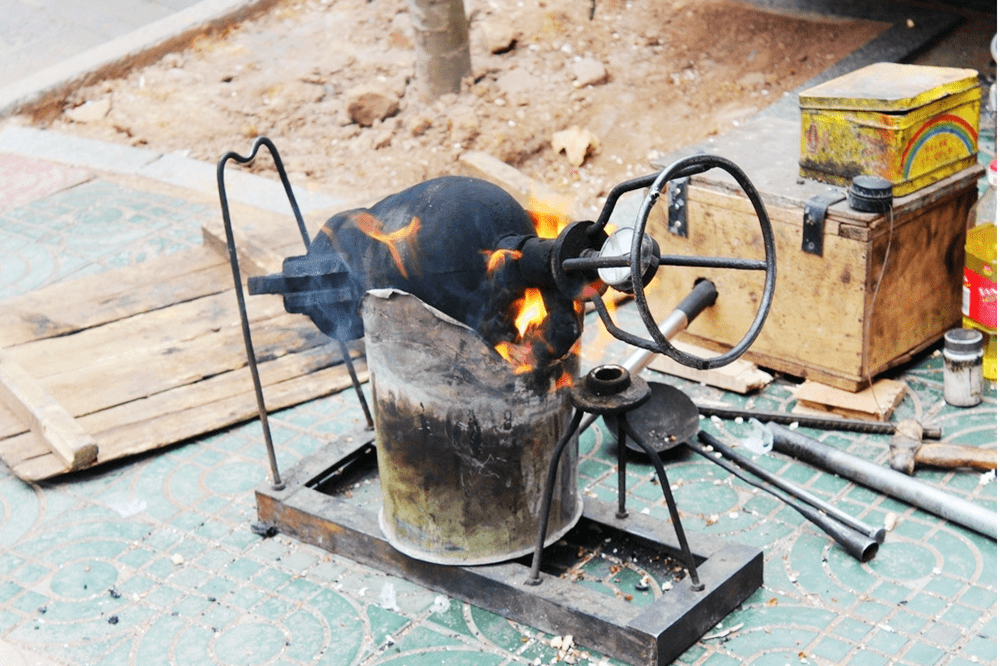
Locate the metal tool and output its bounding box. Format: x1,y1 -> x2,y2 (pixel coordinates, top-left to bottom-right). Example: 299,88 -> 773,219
604,380 -> 882,559
694,433 -> 879,561
604,382 -> 885,562
697,431 -> 883,544
527,366 -> 704,591
579,278 -> 717,435
604,382 -> 700,453
216,137 -> 374,489
888,419 -> 996,475
694,403 -> 942,440
768,423 -> 998,540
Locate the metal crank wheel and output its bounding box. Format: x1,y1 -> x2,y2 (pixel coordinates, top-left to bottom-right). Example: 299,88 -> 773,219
588,154 -> 776,370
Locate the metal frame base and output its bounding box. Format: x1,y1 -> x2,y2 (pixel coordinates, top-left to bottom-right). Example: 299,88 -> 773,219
255,437 -> 763,666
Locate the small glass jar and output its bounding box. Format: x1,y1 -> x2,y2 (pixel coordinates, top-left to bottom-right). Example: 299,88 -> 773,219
943,328 -> 984,407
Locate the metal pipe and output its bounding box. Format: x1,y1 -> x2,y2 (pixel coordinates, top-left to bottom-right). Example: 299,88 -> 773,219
698,432 -> 885,543
624,420 -> 703,589
578,279 -> 716,433
694,403 -> 942,440
337,340 -> 373,429
691,434 -> 879,562
767,423 -> 997,540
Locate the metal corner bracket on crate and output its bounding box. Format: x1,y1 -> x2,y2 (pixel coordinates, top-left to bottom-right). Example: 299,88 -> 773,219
255,436 -> 764,666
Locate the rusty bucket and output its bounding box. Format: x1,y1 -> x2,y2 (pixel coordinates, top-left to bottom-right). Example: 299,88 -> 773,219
361,289 -> 583,565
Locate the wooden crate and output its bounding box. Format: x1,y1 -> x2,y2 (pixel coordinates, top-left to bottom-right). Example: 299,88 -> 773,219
647,116 -> 980,391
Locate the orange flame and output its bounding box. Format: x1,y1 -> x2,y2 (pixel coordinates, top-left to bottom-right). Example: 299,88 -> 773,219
527,192 -> 572,239
554,371 -> 574,390
482,248 -> 523,274
494,288 -> 550,374
514,288 -> 547,337
351,212 -> 421,278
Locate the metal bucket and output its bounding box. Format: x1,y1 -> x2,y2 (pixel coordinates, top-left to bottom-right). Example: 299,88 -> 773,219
361,289 -> 583,565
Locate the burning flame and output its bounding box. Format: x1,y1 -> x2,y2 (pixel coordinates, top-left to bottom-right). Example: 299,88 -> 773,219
527,191 -> 572,239
554,371 -> 574,390
495,288 -> 551,374
514,288 -> 547,337
482,248 -> 523,275
351,212 -> 421,278
489,193 -> 578,382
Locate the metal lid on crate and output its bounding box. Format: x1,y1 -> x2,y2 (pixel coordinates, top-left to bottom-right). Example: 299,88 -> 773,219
798,62 -> 980,112
848,175 -> 894,213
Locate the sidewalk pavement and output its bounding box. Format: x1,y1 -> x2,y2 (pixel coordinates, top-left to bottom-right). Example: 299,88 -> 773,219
0,1 -> 996,666
0,123 -> 996,666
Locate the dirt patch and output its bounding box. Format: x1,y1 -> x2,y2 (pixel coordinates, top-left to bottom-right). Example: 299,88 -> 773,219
21,0 -> 884,214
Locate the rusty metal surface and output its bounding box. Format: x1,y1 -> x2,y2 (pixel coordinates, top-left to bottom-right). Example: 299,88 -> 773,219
361,289 -> 583,565
254,439 -> 763,666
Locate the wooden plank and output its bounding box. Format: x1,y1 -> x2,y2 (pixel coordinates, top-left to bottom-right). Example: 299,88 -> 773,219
0,246 -> 228,347
647,339 -> 773,394
0,348 -> 97,470
8,290 -> 285,381
2,350 -> 367,481
792,378 -> 906,422
10,311 -> 329,424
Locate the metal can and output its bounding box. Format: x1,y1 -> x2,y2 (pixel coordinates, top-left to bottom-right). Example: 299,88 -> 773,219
361,289 -> 583,565
943,328 -> 984,407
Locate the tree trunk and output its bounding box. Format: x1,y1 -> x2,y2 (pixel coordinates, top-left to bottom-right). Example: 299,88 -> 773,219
408,0 -> 472,98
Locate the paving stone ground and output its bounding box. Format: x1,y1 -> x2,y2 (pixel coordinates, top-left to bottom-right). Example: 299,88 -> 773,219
0,124 -> 995,666
0,0 -> 995,661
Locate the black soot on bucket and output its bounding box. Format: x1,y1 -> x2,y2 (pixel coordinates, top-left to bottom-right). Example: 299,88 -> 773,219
362,290 -> 583,565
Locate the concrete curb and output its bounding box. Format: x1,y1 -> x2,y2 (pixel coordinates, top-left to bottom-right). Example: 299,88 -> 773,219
0,125 -> 346,215
0,0 -> 283,121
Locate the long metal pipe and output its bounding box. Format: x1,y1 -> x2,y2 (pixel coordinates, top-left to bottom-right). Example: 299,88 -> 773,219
767,423 -> 997,540
698,432 -> 885,543
693,433 -> 879,562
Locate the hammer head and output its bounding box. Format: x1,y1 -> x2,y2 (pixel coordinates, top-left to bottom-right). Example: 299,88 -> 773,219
888,419 -> 926,475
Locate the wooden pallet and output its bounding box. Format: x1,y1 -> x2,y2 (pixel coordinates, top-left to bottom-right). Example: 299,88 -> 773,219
0,241 -> 364,482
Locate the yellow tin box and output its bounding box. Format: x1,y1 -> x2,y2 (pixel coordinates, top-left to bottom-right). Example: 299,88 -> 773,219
799,62 -> 980,196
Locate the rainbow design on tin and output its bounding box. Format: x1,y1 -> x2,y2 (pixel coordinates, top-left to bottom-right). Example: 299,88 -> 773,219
901,113 -> 977,178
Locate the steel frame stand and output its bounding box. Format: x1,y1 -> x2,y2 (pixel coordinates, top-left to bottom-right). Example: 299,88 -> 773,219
256,436 -> 762,666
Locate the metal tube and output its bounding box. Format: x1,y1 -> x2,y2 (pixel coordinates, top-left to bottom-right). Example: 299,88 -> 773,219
337,340 -> 373,429
625,420 -> 703,589
579,279 -> 716,433
768,423 -> 997,540
690,435 -> 878,562
527,409 -> 586,585
698,432 -> 885,543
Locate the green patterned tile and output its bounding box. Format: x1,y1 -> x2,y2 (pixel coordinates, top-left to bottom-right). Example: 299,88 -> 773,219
173,625 -> 214,666
961,633 -> 999,661
832,617 -> 873,642
959,585 -> 996,610
902,640 -> 945,665
469,606 -> 525,652
200,602 -> 238,630
813,636 -> 854,662
212,621 -> 288,664
254,595 -> 294,621
867,628 -> 907,655
172,594 -> 213,618
902,592 -> 946,617
427,598 -> 474,637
